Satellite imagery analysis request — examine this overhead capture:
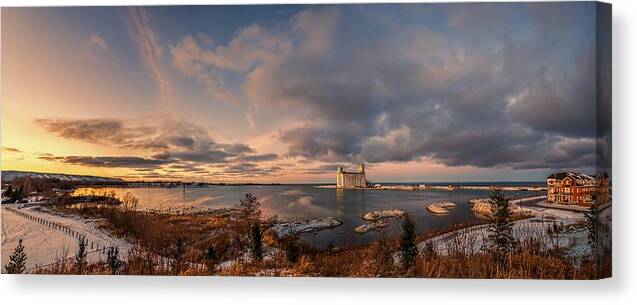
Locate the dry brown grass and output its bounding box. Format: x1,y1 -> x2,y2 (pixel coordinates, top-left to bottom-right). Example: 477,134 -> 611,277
42,198 -> 608,279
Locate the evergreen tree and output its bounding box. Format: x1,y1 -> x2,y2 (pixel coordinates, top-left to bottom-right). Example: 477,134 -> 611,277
250,223 -> 263,261
4,239 -> 27,274
106,247 -> 122,275
4,185 -> 13,199
585,202 -> 600,258
205,246 -> 217,262
399,214 -> 418,271
172,238 -> 186,275
487,189 -> 516,264
240,193 -> 262,221
10,186 -> 24,202
74,237 -> 88,274
282,234 -> 301,264
205,246 -> 217,273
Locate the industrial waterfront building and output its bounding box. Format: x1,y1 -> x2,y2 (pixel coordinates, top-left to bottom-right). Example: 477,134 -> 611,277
336,164 -> 368,189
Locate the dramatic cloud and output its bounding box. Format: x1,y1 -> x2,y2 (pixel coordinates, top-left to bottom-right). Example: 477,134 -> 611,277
34,118 -> 135,146
170,5 -> 602,171
35,117 -> 281,176
36,117 -> 232,154
4,4 -> 606,182
39,155 -> 171,168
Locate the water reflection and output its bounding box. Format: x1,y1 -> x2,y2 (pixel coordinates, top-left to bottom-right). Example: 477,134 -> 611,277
335,188 -> 344,220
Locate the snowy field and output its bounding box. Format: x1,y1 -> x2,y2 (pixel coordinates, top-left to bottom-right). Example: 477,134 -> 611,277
2,206 -> 78,269
417,204 -> 612,259
1,204 -> 132,271
419,217 -> 589,257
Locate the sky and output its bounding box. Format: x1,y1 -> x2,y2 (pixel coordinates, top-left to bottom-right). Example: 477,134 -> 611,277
0,3 -> 611,183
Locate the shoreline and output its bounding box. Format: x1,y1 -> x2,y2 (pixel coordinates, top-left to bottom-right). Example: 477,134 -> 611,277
60,182 -> 547,190
315,184 -> 546,192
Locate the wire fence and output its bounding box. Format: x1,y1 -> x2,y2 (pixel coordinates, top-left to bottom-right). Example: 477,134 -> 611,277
6,207 -> 207,273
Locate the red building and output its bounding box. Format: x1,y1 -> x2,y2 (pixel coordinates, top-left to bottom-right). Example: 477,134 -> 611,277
547,172 -> 597,206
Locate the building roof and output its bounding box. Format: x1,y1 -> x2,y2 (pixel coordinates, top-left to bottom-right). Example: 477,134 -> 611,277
547,172 -> 596,182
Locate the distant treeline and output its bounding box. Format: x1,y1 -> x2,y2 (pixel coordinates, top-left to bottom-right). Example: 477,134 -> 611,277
1,176 -> 125,203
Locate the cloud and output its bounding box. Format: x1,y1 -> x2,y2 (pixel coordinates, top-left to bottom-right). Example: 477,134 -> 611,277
35,117 -> 221,153
506,48 -> 597,137
170,24 -> 292,105
216,143 -> 255,155
35,116 -> 281,177
187,4 -> 600,171
291,8 -> 340,58
2,147 -> 23,153
34,4 -> 606,179
278,123 -> 368,162
89,33 -> 109,52
127,7 -> 172,108
170,35 -> 242,105
220,162 -> 284,178
152,149 -> 231,163
39,155 -> 171,169
303,163 -> 349,175
233,153 -> 278,162
172,25 -> 292,73
34,118 -> 131,146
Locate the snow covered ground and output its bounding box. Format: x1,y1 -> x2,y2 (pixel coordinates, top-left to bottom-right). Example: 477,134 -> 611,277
417,206 -> 590,257
419,218 -> 587,257
2,206 -> 78,270
1,204 -> 133,271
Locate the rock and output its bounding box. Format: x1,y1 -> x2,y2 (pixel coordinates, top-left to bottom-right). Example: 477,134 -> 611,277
426,201 -> 457,215
354,220 -> 391,234
272,216 -> 342,237
470,199 -> 537,218
362,209 -> 405,221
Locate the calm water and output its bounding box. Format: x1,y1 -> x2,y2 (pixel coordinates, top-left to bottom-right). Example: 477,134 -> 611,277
76,183 -> 544,248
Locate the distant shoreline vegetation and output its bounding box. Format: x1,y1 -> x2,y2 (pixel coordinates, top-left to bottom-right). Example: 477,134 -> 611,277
2,170 -> 546,189
1,169 -> 547,187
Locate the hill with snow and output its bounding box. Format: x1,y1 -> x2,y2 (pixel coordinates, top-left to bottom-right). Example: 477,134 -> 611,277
1,170 -> 123,184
